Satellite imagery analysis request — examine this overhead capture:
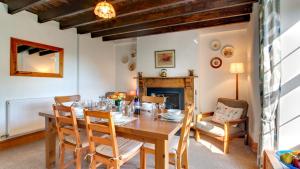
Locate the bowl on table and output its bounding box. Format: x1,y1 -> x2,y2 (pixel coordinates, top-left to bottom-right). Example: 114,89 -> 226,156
166,109 -> 181,116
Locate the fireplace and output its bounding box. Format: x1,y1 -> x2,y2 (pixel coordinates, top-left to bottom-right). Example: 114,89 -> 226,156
147,88 -> 185,110
137,75 -> 197,111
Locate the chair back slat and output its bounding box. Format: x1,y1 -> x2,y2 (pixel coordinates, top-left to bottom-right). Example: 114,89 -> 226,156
88,123 -> 111,134
60,127 -> 76,136
53,105 -> 82,146
91,136 -> 111,146
84,110 -> 120,158
55,95 -> 81,106
142,96 -> 165,104
57,116 -> 74,125
85,110 -> 111,119
177,104 -> 194,156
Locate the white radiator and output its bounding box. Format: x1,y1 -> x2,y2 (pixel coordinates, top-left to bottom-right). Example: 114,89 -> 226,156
4,97 -> 54,139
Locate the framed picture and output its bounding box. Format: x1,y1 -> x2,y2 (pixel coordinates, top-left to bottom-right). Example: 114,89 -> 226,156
155,50 -> 175,68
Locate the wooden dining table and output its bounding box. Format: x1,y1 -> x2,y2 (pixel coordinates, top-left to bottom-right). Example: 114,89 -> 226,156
39,110 -> 182,169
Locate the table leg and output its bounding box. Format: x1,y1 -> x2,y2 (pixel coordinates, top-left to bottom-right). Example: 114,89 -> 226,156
45,117 -> 56,169
155,139 -> 169,169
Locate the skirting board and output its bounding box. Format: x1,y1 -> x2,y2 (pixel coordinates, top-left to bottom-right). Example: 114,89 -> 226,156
0,130 -> 45,150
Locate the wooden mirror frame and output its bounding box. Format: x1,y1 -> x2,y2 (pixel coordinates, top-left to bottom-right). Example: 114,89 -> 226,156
10,37 -> 64,78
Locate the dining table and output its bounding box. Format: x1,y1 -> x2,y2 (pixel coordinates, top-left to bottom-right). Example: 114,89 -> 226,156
39,110 -> 182,169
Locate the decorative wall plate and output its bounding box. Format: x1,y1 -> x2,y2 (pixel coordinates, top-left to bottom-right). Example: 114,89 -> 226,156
121,55 -> 129,64
221,45 -> 234,58
210,40 -> 221,51
128,62 -> 136,71
210,57 -> 222,69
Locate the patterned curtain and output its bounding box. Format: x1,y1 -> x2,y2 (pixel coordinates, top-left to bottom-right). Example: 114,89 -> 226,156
258,0 -> 281,167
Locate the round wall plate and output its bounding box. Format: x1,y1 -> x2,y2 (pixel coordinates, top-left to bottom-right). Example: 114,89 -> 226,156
210,57 -> 222,69
128,62 -> 136,71
221,45 -> 234,58
210,40 -> 221,51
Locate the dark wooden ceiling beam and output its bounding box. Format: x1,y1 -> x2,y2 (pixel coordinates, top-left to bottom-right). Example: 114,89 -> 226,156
102,14 -> 250,41
59,0 -> 189,29
77,0 -> 257,34
91,4 -> 252,38
5,0 -> 44,14
38,0 -> 116,23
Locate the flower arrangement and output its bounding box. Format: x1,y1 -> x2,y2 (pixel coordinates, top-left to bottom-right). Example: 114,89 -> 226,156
109,92 -> 126,100
109,92 -> 126,107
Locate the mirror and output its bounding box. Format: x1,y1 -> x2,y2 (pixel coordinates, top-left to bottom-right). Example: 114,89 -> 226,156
10,37 -> 64,78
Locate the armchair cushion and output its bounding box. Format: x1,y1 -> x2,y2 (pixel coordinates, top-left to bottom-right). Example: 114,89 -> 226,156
211,102 -> 243,127
196,117 -> 242,137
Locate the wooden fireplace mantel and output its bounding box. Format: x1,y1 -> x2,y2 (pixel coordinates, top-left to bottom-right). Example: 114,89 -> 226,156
137,76 -> 197,111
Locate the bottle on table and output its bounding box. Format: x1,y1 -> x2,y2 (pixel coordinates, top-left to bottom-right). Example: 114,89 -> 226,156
134,96 -> 141,115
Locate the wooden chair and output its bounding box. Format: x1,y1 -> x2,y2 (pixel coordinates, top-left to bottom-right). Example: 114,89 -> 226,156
141,96 -> 165,104
54,95 -> 81,106
140,104 -> 194,169
53,105 -> 89,169
84,110 -> 143,169
194,98 -> 249,153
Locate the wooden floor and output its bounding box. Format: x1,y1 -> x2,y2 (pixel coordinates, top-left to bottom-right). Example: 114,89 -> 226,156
0,135 -> 257,169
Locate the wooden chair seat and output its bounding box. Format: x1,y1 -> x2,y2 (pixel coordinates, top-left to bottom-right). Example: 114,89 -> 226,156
64,133 -> 89,148
195,117 -> 243,137
143,136 -> 180,154
95,136 -> 143,160
140,104 -> 194,169
194,98 -> 249,154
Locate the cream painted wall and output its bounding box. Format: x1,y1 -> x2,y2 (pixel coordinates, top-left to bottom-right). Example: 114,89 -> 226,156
136,30 -> 201,111
278,0 -> 300,150
78,34 -> 116,99
198,30 -> 249,112
0,4 -> 77,135
0,3 -> 116,136
115,42 -> 137,92
136,25 -> 250,116
246,3 -> 261,143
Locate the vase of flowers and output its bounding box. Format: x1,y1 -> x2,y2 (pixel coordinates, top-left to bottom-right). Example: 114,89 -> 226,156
109,92 -> 126,107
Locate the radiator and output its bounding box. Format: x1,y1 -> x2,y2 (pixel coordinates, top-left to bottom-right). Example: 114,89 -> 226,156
2,97 -> 54,139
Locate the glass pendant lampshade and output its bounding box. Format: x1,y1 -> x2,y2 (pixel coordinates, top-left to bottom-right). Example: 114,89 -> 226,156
94,1 -> 116,19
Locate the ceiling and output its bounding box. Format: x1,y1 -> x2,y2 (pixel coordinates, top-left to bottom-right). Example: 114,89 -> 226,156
0,0 -> 257,41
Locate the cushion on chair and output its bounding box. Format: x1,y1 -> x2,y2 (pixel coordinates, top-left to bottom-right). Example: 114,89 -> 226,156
64,132 -> 89,147
211,102 -> 243,127
143,136 -> 180,153
95,137 -> 143,160
196,117 -> 242,137
217,98 -> 249,118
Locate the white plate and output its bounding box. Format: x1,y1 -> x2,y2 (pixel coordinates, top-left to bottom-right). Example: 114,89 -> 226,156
161,113 -> 184,120
167,109 -> 181,115
111,112 -> 122,119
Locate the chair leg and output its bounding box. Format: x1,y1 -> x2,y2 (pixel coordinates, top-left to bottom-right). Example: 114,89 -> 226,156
224,139 -> 229,154
182,148 -> 189,169
176,155 -> 182,169
90,156 -> 97,169
113,161 -> 120,169
244,134 -> 249,145
194,129 -> 200,142
140,147 -> 146,169
75,149 -> 81,169
59,145 -> 65,169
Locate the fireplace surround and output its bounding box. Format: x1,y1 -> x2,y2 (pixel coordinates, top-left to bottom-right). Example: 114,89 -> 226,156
137,76 -> 197,111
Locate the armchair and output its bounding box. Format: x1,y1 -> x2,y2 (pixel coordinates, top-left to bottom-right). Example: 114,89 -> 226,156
194,98 -> 248,153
